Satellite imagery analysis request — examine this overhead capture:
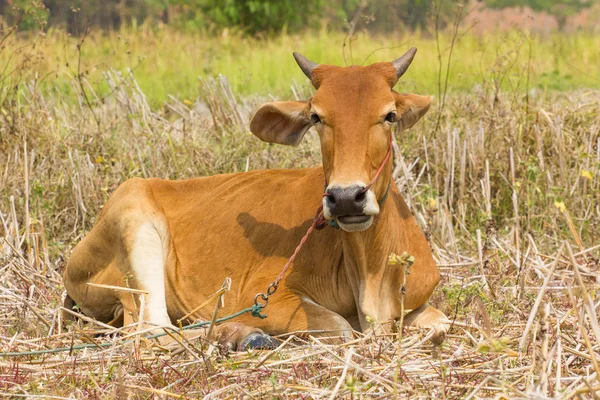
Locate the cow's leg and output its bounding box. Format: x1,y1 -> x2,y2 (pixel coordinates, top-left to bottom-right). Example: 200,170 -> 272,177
172,293 -> 354,350
152,323 -> 276,351
402,303 -> 449,344
125,220 -> 277,350
125,220 -> 173,328
237,292 -> 355,341
290,298 -> 354,339
213,322 -> 277,350
63,179 -> 174,330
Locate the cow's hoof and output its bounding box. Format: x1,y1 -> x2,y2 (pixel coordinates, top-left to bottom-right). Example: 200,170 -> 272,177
239,332 -> 278,351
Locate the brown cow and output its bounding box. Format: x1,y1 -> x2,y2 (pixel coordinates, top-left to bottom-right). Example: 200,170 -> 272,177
63,48 -> 448,350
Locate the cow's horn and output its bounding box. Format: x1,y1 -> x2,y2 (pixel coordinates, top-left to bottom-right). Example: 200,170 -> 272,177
293,52 -> 319,79
392,47 -> 417,78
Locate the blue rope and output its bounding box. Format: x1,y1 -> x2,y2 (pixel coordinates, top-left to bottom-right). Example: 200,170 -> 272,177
0,304 -> 264,358
379,181 -> 391,206
328,219 -> 340,229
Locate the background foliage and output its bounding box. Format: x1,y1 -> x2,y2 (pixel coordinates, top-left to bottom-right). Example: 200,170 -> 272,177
483,0 -> 594,29
2,0 -> 595,34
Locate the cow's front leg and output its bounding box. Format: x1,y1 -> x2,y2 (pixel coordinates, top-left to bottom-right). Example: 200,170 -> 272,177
214,321 -> 278,350
163,291 -> 355,350
152,322 -> 277,351
239,291 -> 355,340
164,322 -> 277,351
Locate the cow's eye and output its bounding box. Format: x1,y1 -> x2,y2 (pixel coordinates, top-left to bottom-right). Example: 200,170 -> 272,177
310,113 -> 321,125
384,112 -> 397,123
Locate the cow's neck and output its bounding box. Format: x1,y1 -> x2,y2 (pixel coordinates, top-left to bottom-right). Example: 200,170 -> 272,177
340,168 -> 402,332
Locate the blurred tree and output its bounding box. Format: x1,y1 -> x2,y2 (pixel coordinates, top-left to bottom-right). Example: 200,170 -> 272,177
0,0 -> 167,33
0,0 -> 457,34
340,0 -> 455,34
43,0 -> 167,32
0,0 -> 50,31
170,0 -> 334,34
483,0 -> 593,30
369,0 -> 432,31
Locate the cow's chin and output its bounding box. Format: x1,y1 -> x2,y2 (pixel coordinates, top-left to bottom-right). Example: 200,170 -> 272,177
336,215 -> 374,232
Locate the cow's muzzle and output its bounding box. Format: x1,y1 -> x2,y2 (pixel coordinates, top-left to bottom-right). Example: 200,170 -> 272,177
324,185 -> 367,216
323,184 -> 379,232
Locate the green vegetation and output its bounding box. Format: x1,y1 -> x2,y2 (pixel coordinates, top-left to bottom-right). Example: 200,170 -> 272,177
1,27 -> 599,107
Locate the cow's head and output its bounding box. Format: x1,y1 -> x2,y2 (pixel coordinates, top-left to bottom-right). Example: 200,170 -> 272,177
250,49 -> 431,232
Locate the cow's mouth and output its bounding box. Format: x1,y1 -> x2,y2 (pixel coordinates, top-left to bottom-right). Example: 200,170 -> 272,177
337,214 -> 371,224
335,214 -> 374,232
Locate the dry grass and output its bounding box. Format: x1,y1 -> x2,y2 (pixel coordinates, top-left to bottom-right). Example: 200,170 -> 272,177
1,30 -> 600,399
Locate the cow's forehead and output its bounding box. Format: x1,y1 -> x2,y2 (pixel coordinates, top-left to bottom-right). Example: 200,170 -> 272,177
311,63 -> 398,113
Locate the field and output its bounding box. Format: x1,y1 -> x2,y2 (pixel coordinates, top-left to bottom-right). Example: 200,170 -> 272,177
1,25 -> 600,398
1,25 -> 600,103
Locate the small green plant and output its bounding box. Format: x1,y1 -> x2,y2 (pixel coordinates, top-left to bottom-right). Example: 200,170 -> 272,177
477,336 -> 517,356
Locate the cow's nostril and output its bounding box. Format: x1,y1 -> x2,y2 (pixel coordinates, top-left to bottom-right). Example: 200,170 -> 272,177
355,190 -> 366,203
325,185 -> 367,218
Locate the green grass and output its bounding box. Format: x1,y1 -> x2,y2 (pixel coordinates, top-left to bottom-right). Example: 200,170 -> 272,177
2,26 -> 600,107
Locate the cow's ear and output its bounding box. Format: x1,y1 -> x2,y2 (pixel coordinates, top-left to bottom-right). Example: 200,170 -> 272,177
250,101 -> 311,146
394,93 -> 432,131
